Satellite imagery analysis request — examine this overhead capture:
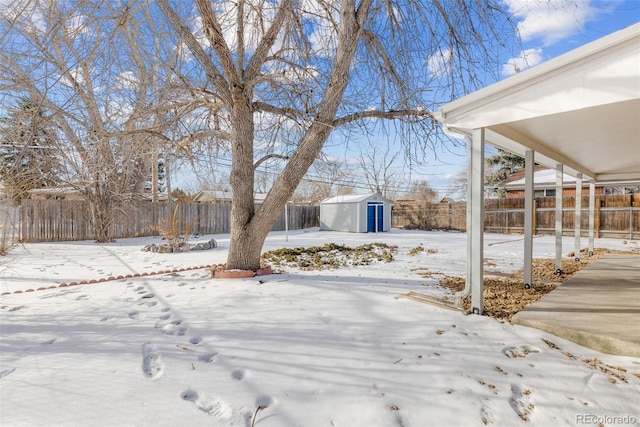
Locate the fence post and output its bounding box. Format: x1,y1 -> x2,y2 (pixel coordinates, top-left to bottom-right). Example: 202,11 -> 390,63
533,199 -> 537,234
630,194 -> 635,240
595,198 -> 601,238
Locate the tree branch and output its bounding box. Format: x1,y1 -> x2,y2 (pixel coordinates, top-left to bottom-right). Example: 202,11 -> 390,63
332,108 -> 433,128
252,101 -> 305,123
254,153 -> 289,170
244,0 -> 292,85
194,0 -> 240,89
155,0 -> 232,105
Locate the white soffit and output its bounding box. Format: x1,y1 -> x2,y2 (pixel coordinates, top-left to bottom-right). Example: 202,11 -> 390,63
438,22 -> 640,183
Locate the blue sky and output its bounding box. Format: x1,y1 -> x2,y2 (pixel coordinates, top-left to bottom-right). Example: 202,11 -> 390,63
328,0 -> 640,199
166,1 -> 640,198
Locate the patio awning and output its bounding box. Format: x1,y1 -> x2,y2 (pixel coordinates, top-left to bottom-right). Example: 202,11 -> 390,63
435,22 -> 640,317
437,22 -> 640,184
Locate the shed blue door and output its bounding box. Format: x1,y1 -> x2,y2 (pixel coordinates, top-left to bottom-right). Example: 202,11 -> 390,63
367,203 -> 384,232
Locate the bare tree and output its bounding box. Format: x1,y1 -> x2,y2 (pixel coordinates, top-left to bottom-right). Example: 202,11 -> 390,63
0,1 -> 175,241
407,180 -> 438,204
293,157 -> 356,202
446,168 -> 468,201
150,0 -> 514,270
358,143 -> 400,199
0,99 -> 63,204
314,157 -> 356,197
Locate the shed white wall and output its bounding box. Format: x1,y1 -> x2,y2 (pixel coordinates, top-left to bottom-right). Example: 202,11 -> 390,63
320,202 -> 360,232
319,193 -> 392,233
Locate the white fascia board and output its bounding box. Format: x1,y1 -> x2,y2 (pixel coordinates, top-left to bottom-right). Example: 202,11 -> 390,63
438,23 -> 640,129
445,127 -> 595,180
594,173 -> 640,184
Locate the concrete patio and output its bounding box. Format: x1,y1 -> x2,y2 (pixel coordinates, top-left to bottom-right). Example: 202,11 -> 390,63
512,254 -> 640,357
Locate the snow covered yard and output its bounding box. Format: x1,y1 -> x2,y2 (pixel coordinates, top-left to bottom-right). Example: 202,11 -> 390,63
1,229 -> 639,426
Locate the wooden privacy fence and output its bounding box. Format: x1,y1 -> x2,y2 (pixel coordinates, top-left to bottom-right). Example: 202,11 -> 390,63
0,202 -> 21,253
19,200 -> 320,243
14,194 -> 639,243
392,194 -> 639,239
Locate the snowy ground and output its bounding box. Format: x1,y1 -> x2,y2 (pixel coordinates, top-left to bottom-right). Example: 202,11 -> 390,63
1,229 -> 639,426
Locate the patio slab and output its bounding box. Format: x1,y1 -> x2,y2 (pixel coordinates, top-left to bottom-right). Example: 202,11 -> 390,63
512,254 -> 640,357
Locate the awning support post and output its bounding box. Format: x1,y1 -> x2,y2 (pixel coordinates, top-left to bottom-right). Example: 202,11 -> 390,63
588,181 -> 595,256
574,173 -> 583,260
468,128 -> 485,315
523,150 -> 534,289
555,163 -> 563,275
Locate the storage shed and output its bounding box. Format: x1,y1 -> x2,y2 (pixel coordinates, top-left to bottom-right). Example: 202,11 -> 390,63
319,193 -> 391,233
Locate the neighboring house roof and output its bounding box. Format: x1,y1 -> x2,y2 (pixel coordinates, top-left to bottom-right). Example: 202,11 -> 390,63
499,166 -> 592,189
321,193 -> 390,204
26,187 -> 169,201
27,187 -> 82,199
194,190 -> 267,202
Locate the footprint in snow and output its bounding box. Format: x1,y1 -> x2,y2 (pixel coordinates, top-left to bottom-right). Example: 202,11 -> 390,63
198,352 -> 218,363
231,369 -> 246,381
160,324 -> 188,336
0,368 -> 17,379
189,336 -> 202,345
100,315 -> 114,322
256,395 -> 274,407
129,311 -> 143,320
41,338 -> 57,345
510,384 -> 535,421
503,345 -> 540,358
181,389 -> 232,418
480,402 -> 497,425
141,342 -> 163,379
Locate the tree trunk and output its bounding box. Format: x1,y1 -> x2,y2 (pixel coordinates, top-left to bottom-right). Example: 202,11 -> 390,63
89,196 -> 112,243
226,225 -> 267,271
226,85 -> 259,270
224,0 -> 371,271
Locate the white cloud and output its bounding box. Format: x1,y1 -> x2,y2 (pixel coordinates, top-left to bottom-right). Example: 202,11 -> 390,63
502,48 -> 543,76
504,0 -> 598,45
58,67 -> 86,87
65,14 -> 90,38
1,0 -> 46,35
299,0 -> 340,57
426,48 -> 452,78
115,71 -> 138,90
307,24 -> 338,57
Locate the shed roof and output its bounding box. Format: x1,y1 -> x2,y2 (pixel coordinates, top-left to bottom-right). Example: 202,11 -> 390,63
499,166 -> 596,188
194,190 -> 267,202
320,193 -> 388,204
437,22 -> 640,185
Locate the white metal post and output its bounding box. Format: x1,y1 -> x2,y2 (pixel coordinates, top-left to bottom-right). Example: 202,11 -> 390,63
523,150 -> 534,289
588,181 -> 595,256
375,204 -> 379,234
574,173 -> 583,260
555,163 -> 563,275
285,202 -> 289,242
468,128 -> 485,315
